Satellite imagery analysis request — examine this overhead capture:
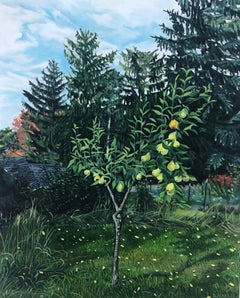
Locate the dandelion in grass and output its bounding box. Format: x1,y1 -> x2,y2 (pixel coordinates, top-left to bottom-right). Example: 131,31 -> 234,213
152,258 -> 157,262
120,244 -> 124,248
60,237 -> 64,241
216,252 -> 221,256
216,274 -> 220,277
211,264 -> 216,267
80,260 -> 84,263
134,235 -> 140,239
39,271 -> 44,275
93,280 -> 97,284
229,247 -> 236,252
206,275 -> 210,278
229,282 -> 234,287
57,228 -> 61,231
149,233 -> 153,236
189,283 -> 193,288
163,248 -> 167,252
41,231 -> 46,236
102,266 -> 106,270
196,235 -> 201,239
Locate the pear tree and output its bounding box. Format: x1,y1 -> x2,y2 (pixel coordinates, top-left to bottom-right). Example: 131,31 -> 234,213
68,68 -> 212,286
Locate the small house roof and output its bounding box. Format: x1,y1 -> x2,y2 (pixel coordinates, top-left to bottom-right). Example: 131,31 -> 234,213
0,157 -> 65,191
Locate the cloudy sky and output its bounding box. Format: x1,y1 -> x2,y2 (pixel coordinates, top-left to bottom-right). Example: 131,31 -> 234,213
0,0 -> 179,129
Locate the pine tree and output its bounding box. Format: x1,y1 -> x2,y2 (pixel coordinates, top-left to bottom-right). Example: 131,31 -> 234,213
154,0 -> 240,177
22,60 -> 67,164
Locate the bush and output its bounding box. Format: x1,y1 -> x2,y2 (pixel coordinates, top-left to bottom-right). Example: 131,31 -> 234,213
38,170 -> 107,215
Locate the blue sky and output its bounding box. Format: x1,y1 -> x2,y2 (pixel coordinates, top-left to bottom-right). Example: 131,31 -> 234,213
0,0 -> 179,129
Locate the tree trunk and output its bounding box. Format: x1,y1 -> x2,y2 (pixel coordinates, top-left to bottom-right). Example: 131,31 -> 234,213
112,210 -> 122,286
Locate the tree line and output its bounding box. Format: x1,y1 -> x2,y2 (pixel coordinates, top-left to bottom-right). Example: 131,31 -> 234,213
2,0 -> 240,181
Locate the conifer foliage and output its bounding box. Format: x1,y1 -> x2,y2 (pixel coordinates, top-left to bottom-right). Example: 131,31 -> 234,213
154,0 -> 240,175
22,60 -> 67,164
64,29 -> 116,136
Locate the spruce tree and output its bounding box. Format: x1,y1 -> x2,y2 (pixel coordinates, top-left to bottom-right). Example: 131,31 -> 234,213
118,48 -> 165,143
22,60 -> 67,164
154,0 -> 240,177
64,29 -> 116,138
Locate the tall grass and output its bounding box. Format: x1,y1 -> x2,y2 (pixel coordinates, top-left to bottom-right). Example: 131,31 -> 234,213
0,206 -> 63,294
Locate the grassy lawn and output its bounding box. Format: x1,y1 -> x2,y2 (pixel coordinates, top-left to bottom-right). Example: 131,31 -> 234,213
0,208 -> 239,297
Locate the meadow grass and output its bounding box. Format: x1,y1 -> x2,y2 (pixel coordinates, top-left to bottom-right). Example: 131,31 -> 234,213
0,208 -> 239,298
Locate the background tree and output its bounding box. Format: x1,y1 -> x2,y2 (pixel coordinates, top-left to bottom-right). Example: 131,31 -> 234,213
64,29 -> 116,139
118,48 -> 165,143
154,0 -> 240,179
0,128 -> 17,157
22,60 -> 67,164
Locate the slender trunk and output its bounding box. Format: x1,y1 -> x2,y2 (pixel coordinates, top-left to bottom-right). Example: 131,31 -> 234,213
112,211 -> 122,286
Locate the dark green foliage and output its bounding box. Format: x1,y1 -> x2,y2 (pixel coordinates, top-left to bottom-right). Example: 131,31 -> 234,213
0,128 -> 17,156
64,29 -> 116,138
39,170 -> 109,215
0,163 -> 32,218
153,0 -> 240,177
118,48 -> 165,144
22,60 -> 67,164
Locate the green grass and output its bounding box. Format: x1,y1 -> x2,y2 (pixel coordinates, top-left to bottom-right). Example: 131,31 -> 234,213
0,208 -> 239,298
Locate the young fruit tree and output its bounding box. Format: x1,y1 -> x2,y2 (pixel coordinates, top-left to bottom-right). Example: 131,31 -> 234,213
68,68 -> 212,286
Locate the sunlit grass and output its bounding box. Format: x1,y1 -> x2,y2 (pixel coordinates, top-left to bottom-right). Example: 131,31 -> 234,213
0,208 -> 239,297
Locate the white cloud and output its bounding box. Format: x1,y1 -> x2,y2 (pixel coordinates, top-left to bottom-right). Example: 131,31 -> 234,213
29,21 -> 75,43
87,0 -> 178,28
0,4 -> 41,57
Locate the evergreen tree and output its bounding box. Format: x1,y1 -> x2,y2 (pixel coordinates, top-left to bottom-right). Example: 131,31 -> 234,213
64,29 -> 116,138
154,0 -> 240,177
22,60 -> 67,164
118,48 -> 165,143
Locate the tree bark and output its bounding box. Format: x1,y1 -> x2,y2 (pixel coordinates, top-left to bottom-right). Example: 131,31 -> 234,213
112,210 -> 122,286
